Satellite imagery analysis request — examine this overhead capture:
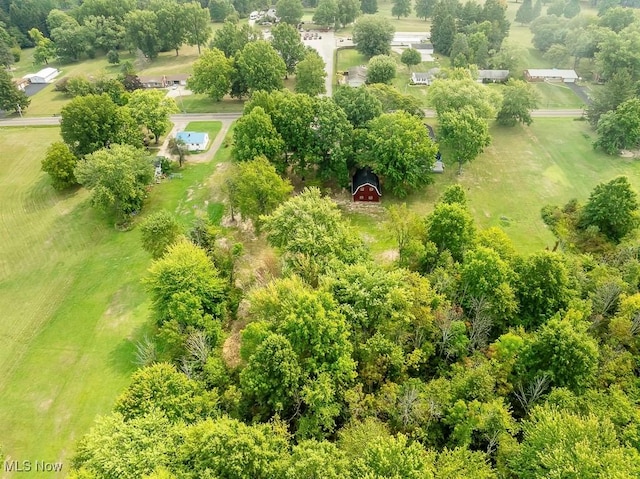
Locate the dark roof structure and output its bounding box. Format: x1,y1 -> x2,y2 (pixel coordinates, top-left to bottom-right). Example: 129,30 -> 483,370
425,124 -> 436,141
352,168 -> 381,196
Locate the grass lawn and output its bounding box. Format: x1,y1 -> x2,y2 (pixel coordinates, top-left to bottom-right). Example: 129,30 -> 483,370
344,118 -> 640,255
179,94 -> 245,114
377,0 -> 433,32
183,121 -> 222,153
533,82 -> 585,109
0,125 -> 233,478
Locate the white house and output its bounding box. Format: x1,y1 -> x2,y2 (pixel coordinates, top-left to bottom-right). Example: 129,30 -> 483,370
23,67 -> 60,84
524,69 -> 578,83
176,131 -> 209,151
411,68 -> 440,85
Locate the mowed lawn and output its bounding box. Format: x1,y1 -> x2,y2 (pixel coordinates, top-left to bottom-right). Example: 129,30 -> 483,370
345,118 -> 640,255
0,126 -> 229,477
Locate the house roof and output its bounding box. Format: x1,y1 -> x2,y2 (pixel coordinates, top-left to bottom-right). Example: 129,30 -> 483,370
525,69 -> 578,79
36,67 -> 59,78
352,168 -> 381,196
477,69 -> 509,80
139,76 -> 164,83
176,131 -> 208,144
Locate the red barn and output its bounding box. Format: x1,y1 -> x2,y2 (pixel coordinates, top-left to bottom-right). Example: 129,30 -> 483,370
352,168 -> 381,202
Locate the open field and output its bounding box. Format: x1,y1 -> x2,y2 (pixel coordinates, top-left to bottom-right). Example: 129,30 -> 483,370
0,126 -> 233,478
343,118 -> 640,255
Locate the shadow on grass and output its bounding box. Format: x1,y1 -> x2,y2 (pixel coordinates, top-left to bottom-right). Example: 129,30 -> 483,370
23,175 -> 82,213
109,322 -> 156,375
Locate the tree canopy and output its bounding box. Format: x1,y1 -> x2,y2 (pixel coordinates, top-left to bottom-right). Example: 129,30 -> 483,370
352,15 -> 394,57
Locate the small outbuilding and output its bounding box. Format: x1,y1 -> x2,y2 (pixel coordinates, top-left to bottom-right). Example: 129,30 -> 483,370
411,68 -> 440,85
176,131 -> 210,151
23,67 -> 60,84
524,69 -> 578,83
352,168 -> 381,202
477,69 -> 509,83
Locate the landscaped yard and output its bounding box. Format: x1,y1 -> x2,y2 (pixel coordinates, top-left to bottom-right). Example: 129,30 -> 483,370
343,118 -> 640,255
0,126 -> 233,477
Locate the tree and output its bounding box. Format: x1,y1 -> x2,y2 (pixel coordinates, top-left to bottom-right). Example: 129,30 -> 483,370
168,137 -> 188,167
439,106 -> 491,174
428,74 -> 502,119
313,0 -> 338,28
28,28 -> 55,64
60,94 -> 142,157
511,405 -> 640,479
391,0 -> 411,19
367,83 -> 424,117
209,0 -> 235,22
48,11 -> 93,62
154,2 -> 188,56
530,14 -> 568,53
229,156 -> 293,231
515,0 -> 534,25
276,0 -> 304,24
211,21 -> 260,58
332,85 -> 383,128
580,176 -> 639,242
74,144 -> 154,221
41,141 -> 78,190
360,0 -> 378,14
400,48 -> 422,71
271,23 -> 305,78
594,99 -> 640,156
187,48 -> 233,101
431,6 -> 456,55
366,54 -> 396,84
183,1 -> 212,54
127,89 -> 179,144
352,15 -> 395,57
0,68 -> 30,114
415,0 -> 436,20
295,49 -> 327,96
563,0 -> 580,18
114,363 -> 213,423
532,0 -> 542,18
337,0 -> 361,28
543,43 -> 570,68
140,210 -> 181,259
233,106 -> 285,163
496,79 -> 539,127
365,111 -> 438,197
124,10 -> 161,60
144,240 -> 227,326
427,202 -> 476,263
599,6 -> 635,33
587,70 -> 636,127
236,40 -> 286,94
449,33 -> 471,68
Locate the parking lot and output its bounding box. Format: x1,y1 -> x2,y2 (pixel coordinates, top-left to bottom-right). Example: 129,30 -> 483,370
301,29 -> 335,96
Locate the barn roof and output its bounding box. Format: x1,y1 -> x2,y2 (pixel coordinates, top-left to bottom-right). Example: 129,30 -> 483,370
352,168 -> 381,196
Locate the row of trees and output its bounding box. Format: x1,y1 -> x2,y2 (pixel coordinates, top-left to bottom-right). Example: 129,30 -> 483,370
68,177 -> 640,477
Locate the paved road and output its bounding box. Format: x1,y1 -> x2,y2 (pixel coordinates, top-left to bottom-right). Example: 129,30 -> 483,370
302,31 -> 335,96
0,109 -> 585,128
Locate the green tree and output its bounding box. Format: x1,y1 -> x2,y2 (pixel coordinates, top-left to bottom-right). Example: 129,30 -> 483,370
436,447 -> 496,479
49,11 -> 93,61
124,10 -> 161,59
543,43 -> 570,68
530,14 -> 568,53
594,98 -> 640,156
188,48 -> 233,101
532,0 -> 542,18
580,176 -> 639,242
41,141 -> 78,190
586,70 -> 635,127
154,2 -> 188,56
352,15 -> 395,57
60,94 -> 142,157
496,78 -> 538,127
515,0 -> 534,25
428,74 -> 502,118
366,54 -> 396,84
114,363 -> 214,423
210,21 -> 260,58
271,23 -> 305,78
449,33 -> 471,68
168,137 -> 188,167
233,106 -> 285,163
74,144 -> 153,221
28,27 -> 56,64
563,0 -> 580,18
313,0 -> 338,28
400,47 -> 422,71
599,6 -> 635,33
431,4 -> 456,55
337,0 -> 361,28
236,40 -> 286,93
511,405 -> 640,478
183,1 -> 211,54
295,49 -> 327,95
514,251 -> 573,329
439,184 -> 468,206
439,106 -> 491,174
209,0 -> 235,22
366,111 -> 438,197
0,68 -> 30,114
276,0 -> 304,24
367,83 -> 425,117
360,0 -> 378,14
140,210 -> 181,259
332,85 -> 383,128
415,0 -> 436,20
145,240 -> 227,326
128,89 -> 179,144
229,156 -> 293,231
427,202 -> 476,263
282,440 -> 349,478
391,0 -> 411,19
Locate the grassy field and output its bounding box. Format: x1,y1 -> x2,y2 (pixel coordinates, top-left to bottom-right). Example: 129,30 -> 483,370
343,118 -> 640,255
0,126 -> 233,478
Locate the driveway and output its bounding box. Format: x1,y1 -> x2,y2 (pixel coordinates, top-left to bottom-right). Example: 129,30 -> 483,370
302,30 -> 335,96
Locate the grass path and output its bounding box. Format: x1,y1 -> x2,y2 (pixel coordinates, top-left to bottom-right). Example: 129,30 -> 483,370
0,126 -> 232,478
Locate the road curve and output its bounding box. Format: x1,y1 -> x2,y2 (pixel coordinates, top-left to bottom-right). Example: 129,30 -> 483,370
0,109 -> 585,128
